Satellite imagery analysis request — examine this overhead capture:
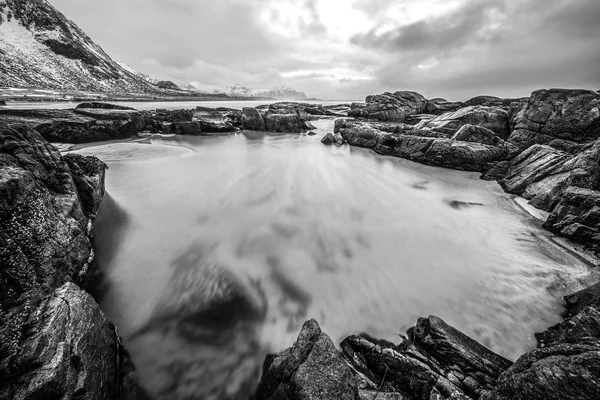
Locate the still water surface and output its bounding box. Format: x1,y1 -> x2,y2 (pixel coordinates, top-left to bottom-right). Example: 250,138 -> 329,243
80,119 -> 597,400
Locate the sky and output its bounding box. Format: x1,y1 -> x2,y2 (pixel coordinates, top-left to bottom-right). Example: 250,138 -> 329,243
50,0 -> 600,100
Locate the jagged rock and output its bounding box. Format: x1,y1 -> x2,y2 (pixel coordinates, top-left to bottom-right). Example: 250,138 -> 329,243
507,89 -> 600,150
337,120 -> 514,172
543,187 -> 600,253
452,125 -> 502,145
75,102 -> 135,110
321,132 -> 344,146
348,91 -> 429,122
255,319 -> 360,400
464,96 -> 527,109
0,123 -> 137,399
242,107 -> 266,131
308,131 -> 317,136
1,283 -> 124,400
426,98 -> 464,115
564,282 -> 600,316
412,316 -> 512,396
413,106 -> 510,139
535,306 -> 600,347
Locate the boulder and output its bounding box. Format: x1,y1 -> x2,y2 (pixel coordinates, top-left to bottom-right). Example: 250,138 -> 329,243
255,319 -> 360,400
452,124 -> 501,145
321,132 -> 344,146
507,89 -> 600,150
564,283 -> 600,316
348,91 -> 429,122
242,107 -> 266,131
413,106 -> 510,139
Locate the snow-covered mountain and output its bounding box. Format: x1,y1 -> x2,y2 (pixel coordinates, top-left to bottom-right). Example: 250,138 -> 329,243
0,0 -> 165,93
186,82 -> 308,100
116,62 -> 159,85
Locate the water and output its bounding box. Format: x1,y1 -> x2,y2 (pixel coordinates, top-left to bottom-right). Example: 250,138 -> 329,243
3,99 -> 355,111
82,119 -> 598,400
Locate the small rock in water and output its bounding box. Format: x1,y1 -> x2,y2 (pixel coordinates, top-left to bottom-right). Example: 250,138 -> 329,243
321,132 -> 344,146
447,200 -> 484,210
308,131 -> 317,136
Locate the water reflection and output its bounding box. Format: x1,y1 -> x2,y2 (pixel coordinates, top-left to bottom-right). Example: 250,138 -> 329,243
88,121 -> 598,399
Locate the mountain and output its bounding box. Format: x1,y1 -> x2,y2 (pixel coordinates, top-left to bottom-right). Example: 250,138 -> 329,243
0,0 -> 164,93
224,83 -> 308,100
115,62 -> 159,85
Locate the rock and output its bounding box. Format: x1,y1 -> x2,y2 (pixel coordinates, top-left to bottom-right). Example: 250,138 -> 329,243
463,96 -> 527,109
194,106 -> 241,132
488,342 -> 600,400
564,282 -> 600,316
321,132 -> 344,146
535,306 -> 600,347
242,107 -> 266,131
543,187 -> 600,254
426,98 -> 464,115
452,124 -> 501,145
0,124 -> 137,399
176,121 -> 202,135
348,91 -> 429,122
255,319 -> 360,400
413,106 -> 510,139
337,120 -> 514,172
308,131 -> 317,136
0,100 -> 7,106
152,108 -> 193,122
412,316 -> 512,394
0,283 -> 124,400
75,102 -> 135,110
507,89 -> 600,151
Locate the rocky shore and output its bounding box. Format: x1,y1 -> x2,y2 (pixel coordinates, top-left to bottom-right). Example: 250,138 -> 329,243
0,88 -> 599,400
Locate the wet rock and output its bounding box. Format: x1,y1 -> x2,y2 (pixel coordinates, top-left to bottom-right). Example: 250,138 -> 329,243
242,107 -> 266,131
535,306 -> 600,347
452,125 -> 501,145
321,132 -> 344,146
412,316 -> 512,394
543,187 -> 600,254
413,106 -> 510,139
348,91 -> 429,122
255,319 -> 360,400
152,108 -> 193,122
194,106 -> 241,132
1,283 -> 123,400
308,131 -> 317,136
337,120 -> 514,172
564,282 -> 600,316
0,124 -> 137,399
507,89 -> 600,151
75,102 -> 135,110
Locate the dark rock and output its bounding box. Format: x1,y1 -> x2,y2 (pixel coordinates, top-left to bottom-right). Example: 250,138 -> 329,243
75,102 -> 135,110
321,132 -> 344,146
255,319 -> 360,400
413,106 -> 510,139
152,108 -> 193,122
412,316 -> 512,393
564,282 -> 600,316
463,96 -> 527,109
307,131 -> 317,136
337,120 -> 514,172
535,306 -> 600,347
452,124 -> 502,145
0,124 -> 137,399
0,100 -> 6,106
348,91 -> 429,122
242,107 -> 266,131
426,99 -> 464,115
543,187 -> 600,254
507,89 -> 600,151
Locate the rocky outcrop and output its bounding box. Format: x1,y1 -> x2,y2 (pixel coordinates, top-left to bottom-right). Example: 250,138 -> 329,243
336,120 -> 515,172
507,89 -> 600,151
255,284 -> 600,400
413,106 -> 510,139
254,320 -> 360,400
0,123 -> 138,399
348,91 -> 429,122
242,105 -> 316,132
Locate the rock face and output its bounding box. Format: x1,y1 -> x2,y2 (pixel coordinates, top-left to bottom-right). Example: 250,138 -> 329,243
242,105 -> 316,132
413,106 -> 510,139
507,89 -> 600,151
0,123 -> 137,399
348,91 -> 429,122
254,320 -> 360,400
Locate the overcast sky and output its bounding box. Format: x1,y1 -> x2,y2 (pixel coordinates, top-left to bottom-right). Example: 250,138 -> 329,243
51,0 -> 600,100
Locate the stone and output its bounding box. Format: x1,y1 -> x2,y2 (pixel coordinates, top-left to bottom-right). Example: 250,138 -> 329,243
254,319 -> 360,400
348,91 -> 429,122
242,107 -> 266,131
413,106 -> 510,139
535,306 -> 600,347
564,282 -> 600,316
308,131 -> 317,136
321,132 -> 344,146
452,124 -> 501,145
507,89 -> 600,150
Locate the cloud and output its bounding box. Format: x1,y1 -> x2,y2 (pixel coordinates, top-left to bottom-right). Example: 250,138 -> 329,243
49,0 -> 600,99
